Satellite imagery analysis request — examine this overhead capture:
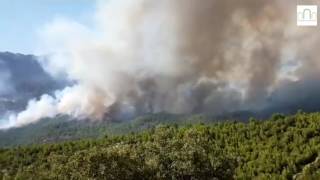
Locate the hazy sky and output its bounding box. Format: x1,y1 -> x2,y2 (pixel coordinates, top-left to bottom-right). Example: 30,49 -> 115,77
0,0 -> 95,54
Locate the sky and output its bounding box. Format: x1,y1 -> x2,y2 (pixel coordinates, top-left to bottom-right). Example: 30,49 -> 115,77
0,0 -> 95,54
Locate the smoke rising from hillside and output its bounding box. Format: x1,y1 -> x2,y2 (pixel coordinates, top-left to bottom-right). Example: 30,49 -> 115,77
2,0 -> 320,129
0,69 -> 12,95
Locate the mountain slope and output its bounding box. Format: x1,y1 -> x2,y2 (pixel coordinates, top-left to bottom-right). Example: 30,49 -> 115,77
0,52 -> 65,115
0,113 -> 213,147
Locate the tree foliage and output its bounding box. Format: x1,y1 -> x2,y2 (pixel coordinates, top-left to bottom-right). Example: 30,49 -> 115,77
1,112 -> 320,179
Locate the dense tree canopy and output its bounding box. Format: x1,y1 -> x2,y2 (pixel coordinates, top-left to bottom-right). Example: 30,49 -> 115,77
0,112 -> 320,179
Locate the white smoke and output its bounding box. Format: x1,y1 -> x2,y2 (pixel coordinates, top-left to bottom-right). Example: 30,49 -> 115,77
0,63 -> 13,95
2,0 -> 320,129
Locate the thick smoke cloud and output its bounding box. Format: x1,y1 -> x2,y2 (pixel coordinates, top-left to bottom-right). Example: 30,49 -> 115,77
2,0 -> 320,129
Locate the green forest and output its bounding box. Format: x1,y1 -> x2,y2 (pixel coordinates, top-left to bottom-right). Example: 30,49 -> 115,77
1,112 -> 320,179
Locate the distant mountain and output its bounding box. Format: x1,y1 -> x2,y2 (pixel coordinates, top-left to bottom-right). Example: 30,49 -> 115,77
0,52 -> 66,114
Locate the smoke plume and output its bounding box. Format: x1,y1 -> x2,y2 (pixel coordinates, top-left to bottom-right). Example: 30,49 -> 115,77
2,0 -> 320,129
0,67 -> 12,96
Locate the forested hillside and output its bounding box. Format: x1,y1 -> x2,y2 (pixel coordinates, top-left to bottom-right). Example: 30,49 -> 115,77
0,113 -> 211,147
1,112 -> 320,179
